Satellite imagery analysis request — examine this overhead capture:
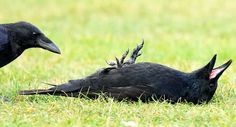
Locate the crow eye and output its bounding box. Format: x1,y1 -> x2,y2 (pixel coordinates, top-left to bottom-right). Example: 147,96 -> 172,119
209,83 -> 215,87
32,32 -> 39,35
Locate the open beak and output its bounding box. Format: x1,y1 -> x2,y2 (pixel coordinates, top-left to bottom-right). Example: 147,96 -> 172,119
210,59 -> 232,81
36,35 -> 61,54
194,54 -> 217,79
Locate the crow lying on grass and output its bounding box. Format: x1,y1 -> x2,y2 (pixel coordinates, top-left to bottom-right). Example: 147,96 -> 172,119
19,41 -> 232,104
0,21 -> 60,68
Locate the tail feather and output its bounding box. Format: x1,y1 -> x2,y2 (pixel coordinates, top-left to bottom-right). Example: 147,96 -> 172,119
19,88 -> 79,97
19,79 -> 97,97
19,88 -> 95,97
19,79 -> 90,97
41,82 -> 57,87
19,89 -> 55,95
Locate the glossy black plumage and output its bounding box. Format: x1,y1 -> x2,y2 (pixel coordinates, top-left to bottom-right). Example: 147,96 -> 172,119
0,21 -> 61,68
19,42 -> 232,104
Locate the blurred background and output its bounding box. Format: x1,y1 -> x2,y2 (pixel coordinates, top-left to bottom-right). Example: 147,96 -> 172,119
0,0 -> 235,126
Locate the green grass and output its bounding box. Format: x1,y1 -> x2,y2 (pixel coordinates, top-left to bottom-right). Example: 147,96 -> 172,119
0,0 -> 236,126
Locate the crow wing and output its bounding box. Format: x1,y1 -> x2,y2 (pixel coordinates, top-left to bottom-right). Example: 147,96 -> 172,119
94,62 -> 188,101
0,25 -> 8,51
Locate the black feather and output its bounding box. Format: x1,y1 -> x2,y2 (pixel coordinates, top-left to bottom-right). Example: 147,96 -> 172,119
0,21 -> 60,68
19,43 -> 232,104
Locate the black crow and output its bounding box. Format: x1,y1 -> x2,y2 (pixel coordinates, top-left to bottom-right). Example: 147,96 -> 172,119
0,21 -> 61,68
19,42 -> 232,104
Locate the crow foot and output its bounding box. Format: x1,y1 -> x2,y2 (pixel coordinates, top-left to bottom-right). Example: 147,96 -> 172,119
104,39 -> 144,72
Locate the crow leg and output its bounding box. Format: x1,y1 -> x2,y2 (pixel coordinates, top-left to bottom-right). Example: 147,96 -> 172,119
106,40 -> 144,68
124,39 -> 144,65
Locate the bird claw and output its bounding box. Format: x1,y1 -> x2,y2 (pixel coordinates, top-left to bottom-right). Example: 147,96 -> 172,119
124,39 -> 144,65
106,61 -> 116,66
105,49 -> 129,68
105,40 -> 144,70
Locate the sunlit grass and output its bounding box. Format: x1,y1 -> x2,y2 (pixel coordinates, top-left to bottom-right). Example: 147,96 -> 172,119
0,0 -> 235,126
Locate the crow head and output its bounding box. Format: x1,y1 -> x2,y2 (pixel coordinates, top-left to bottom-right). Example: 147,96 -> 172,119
190,55 -> 232,103
6,21 -> 61,54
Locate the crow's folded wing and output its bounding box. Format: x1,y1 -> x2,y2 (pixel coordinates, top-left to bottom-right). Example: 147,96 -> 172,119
0,26 -> 8,51
104,84 -> 155,101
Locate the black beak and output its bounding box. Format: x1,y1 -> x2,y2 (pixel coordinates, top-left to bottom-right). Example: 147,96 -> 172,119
194,54 -> 217,79
36,35 -> 61,54
207,54 -> 217,72
210,59 -> 232,81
